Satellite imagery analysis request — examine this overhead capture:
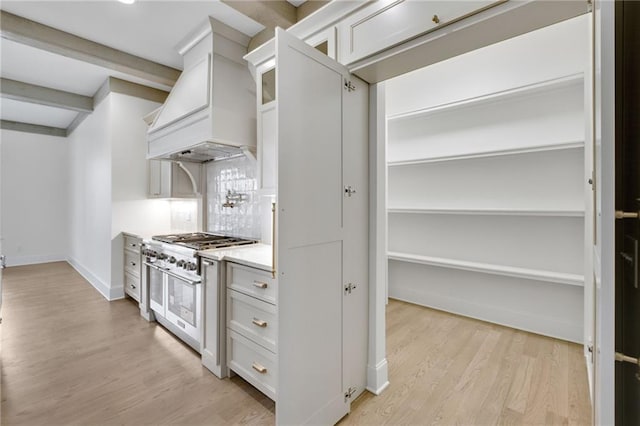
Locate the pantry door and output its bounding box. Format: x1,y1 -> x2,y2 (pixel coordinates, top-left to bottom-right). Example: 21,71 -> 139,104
614,1 -> 640,424
275,28 -> 368,425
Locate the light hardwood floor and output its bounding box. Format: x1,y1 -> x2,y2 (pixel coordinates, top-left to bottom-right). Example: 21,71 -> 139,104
1,262 -> 591,425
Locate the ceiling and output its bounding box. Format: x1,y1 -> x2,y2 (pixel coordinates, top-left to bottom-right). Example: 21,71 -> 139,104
0,0 -> 309,137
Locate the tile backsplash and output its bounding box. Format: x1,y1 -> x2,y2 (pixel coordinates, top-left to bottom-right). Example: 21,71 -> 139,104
207,156 -> 261,240
170,200 -> 198,233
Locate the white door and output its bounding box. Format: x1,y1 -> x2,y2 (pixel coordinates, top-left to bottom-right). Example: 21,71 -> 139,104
275,28 -> 368,425
342,73 -> 369,402
593,0 -> 616,423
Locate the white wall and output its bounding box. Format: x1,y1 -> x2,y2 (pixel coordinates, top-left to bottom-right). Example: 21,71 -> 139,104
0,129 -> 69,266
110,93 -> 172,297
68,96 -> 113,298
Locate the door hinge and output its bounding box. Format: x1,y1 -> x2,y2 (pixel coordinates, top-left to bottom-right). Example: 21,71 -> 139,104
588,170 -> 595,192
344,283 -> 357,295
344,386 -> 357,402
587,0 -> 593,13
0,254 -> 5,269
344,79 -> 356,92
344,185 -> 357,197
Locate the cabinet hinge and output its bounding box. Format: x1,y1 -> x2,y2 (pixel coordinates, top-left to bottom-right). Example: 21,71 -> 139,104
344,386 -> 357,402
586,0 -> 593,13
344,283 -> 357,295
344,79 -> 356,92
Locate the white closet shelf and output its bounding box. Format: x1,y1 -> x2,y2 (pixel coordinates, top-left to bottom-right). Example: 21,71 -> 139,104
387,208 -> 585,217
386,73 -> 584,122
387,140 -> 584,167
387,252 -> 584,287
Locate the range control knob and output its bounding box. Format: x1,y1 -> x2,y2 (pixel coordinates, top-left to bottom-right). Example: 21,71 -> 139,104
176,260 -> 185,268
187,262 -> 197,271
168,256 -> 177,264
158,253 -> 168,260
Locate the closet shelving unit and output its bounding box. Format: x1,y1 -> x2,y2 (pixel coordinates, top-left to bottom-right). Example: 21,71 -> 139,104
386,69 -> 586,342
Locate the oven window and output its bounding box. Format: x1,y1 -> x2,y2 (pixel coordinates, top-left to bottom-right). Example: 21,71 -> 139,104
149,267 -> 164,307
167,276 -> 196,327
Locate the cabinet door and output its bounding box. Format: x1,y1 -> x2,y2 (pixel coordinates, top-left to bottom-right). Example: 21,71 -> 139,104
148,159 -> 162,197
275,28 -> 368,425
148,159 -> 172,198
338,0 -> 498,65
258,102 -> 277,192
341,73 -> 369,402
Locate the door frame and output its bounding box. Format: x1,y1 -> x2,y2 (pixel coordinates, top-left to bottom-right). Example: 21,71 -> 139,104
592,0 -> 616,424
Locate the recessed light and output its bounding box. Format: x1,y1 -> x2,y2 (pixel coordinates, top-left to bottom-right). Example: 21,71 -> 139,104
118,0 -> 135,4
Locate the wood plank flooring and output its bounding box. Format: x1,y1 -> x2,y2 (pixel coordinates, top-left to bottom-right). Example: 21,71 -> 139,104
1,262 -> 591,425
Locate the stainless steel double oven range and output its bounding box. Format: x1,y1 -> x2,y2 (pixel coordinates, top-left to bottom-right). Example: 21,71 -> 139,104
140,233 -> 256,352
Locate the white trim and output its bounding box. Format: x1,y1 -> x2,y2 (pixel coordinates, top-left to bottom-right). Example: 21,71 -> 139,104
4,254 -> 67,267
366,359 -> 390,395
387,141 -> 584,166
67,257 -> 115,301
367,83 -> 389,396
388,207 -> 585,217
388,252 -> 584,287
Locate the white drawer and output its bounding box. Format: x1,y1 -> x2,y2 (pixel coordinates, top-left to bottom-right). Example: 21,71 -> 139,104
124,235 -> 142,254
124,272 -> 140,302
228,289 -> 277,353
228,329 -> 276,401
124,250 -> 140,277
227,263 -> 277,305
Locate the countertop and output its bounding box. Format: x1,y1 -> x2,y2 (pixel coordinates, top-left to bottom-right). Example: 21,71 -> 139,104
199,243 -> 273,272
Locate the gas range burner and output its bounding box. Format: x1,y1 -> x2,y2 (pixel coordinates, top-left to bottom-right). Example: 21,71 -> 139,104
152,233 -> 257,250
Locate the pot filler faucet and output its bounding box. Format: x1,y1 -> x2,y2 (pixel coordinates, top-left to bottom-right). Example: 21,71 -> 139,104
222,190 -> 247,208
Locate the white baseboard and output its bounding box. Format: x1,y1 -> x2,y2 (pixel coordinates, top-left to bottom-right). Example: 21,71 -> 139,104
110,286 -> 125,300
67,257 -> 118,301
5,254 -> 67,267
366,359 -> 390,395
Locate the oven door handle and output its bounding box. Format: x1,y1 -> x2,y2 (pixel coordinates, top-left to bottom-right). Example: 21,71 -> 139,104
144,262 -> 201,286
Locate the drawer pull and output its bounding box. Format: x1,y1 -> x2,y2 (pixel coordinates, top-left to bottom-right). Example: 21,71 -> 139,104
130,261 -> 136,266
253,280 -> 268,289
130,243 -> 137,247
131,284 -> 136,289
252,318 -> 267,328
252,362 -> 267,374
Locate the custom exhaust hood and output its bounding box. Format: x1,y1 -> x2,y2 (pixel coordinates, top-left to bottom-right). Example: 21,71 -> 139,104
147,17 -> 256,163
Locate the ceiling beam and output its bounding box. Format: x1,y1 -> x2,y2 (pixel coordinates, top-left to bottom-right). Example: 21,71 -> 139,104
1,119 -> 67,137
0,10 -> 180,87
222,1 -> 297,29
68,76 -> 169,136
222,0 -> 297,51
296,1 -> 330,21
1,78 -> 93,113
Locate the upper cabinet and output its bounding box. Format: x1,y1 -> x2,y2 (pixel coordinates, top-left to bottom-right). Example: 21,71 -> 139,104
147,18 -> 256,162
148,160 -> 202,199
337,0 -> 500,65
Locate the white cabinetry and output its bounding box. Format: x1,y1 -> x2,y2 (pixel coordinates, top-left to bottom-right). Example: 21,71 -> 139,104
337,0 -> 500,65
244,29 -> 369,425
386,16 -> 589,343
148,160 -> 202,199
226,263 -> 277,400
123,233 -> 141,302
201,258 -> 227,378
